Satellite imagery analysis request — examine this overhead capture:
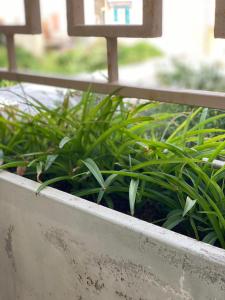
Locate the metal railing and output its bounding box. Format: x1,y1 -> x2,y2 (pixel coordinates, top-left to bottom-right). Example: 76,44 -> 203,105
0,0 -> 225,110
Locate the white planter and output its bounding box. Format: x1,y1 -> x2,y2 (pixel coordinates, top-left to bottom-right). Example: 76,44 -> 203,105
0,171 -> 225,300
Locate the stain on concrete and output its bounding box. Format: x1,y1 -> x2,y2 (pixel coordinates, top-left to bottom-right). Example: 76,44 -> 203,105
44,228 -> 68,252
115,290 -> 134,300
43,226 -> 189,299
94,255 -> 192,300
40,225 -> 224,299
182,254 -> 225,292
94,280 -> 105,291
139,235 -> 225,293
4,225 -> 16,272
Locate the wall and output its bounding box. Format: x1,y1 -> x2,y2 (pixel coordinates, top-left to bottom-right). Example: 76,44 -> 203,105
154,0 -> 216,59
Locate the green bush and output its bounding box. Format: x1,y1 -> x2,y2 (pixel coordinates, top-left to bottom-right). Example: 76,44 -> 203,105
118,41 -> 162,65
0,80 -> 14,88
0,41 -> 163,75
0,92 -> 225,249
0,46 -> 7,68
157,59 -> 225,92
156,59 -> 225,129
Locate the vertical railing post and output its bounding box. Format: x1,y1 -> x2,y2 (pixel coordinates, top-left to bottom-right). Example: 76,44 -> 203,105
6,34 -> 17,72
24,0 -> 42,33
106,37 -> 119,83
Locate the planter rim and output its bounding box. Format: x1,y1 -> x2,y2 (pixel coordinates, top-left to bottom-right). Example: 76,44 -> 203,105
1,170 -> 225,266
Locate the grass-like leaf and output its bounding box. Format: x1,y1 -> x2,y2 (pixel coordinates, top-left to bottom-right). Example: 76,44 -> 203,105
163,214 -> 184,230
183,197 -> 197,217
59,137 -> 71,149
129,179 -> 139,216
83,158 -> 105,189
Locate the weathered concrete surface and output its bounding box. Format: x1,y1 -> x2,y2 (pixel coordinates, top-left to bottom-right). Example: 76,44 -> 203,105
0,171 -> 224,300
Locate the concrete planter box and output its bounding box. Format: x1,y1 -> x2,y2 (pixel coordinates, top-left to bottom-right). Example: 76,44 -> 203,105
0,171 -> 225,300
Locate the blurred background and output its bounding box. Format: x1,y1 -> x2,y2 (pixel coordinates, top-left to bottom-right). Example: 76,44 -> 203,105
1,0 -> 225,92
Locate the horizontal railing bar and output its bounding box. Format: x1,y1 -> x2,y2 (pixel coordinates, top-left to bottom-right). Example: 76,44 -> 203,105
69,25 -> 160,38
0,25 -> 29,34
1,70 -> 225,110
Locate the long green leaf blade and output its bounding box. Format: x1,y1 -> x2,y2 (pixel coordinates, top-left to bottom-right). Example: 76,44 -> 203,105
129,179 -> 139,216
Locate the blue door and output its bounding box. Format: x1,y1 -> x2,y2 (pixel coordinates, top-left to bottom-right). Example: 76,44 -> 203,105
125,6 -> 130,25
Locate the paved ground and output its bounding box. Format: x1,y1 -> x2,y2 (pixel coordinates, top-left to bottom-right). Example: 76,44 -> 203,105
0,83 -> 81,112
79,58 -> 165,87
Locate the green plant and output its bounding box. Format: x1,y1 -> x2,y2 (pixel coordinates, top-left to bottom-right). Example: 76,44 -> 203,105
0,92 -> 225,249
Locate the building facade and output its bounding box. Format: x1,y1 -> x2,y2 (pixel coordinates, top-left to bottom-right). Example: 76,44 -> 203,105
0,0 -> 224,60
86,0 -> 142,25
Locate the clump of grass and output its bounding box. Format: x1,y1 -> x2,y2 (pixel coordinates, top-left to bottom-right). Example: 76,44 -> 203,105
0,92 -> 225,249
